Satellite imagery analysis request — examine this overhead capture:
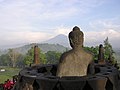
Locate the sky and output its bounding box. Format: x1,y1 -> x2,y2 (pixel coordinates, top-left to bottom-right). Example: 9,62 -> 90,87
0,0 -> 120,48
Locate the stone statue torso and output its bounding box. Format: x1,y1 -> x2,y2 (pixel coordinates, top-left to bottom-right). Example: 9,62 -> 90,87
57,48 -> 93,77
57,26 -> 93,77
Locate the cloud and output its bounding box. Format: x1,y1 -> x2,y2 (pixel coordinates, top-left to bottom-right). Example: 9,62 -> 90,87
0,0 -> 107,33
87,17 -> 120,48
89,17 -> 120,31
53,26 -> 120,48
0,31 -> 52,48
54,26 -> 71,35
0,0 -> 81,33
0,0 -> 106,24
84,29 -> 120,48
0,0 -> 77,21
0,0 -> 119,49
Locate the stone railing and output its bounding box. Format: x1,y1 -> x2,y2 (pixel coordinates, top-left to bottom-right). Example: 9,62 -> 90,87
13,64 -> 120,90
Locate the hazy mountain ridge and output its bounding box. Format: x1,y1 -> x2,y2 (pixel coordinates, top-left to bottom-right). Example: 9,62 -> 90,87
43,34 -> 70,47
114,48 -> 120,63
0,34 -> 119,60
4,44 -> 120,63
5,43 -> 69,55
0,49 -> 8,55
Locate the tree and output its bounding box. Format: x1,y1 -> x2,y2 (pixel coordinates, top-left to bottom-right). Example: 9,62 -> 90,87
24,46 -> 47,66
0,54 -> 11,66
45,51 -> 62,64
16,54 -> 25,68
8,49 -> 20,67
24,47 -> 34,66
104,37 -> 115,63
40,52 -> 47,64
84,46 -> 99,61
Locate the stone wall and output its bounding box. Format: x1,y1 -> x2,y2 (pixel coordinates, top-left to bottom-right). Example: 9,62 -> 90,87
12,64 -> 120,90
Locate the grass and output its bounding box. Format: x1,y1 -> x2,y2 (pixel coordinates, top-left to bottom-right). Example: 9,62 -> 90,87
0,67 -> 21,83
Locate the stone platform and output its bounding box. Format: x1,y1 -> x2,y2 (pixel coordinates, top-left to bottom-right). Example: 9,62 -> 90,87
13,64 -> 120,90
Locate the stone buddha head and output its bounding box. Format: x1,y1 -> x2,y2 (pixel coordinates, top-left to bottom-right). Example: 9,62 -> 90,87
69,26 -> 84,49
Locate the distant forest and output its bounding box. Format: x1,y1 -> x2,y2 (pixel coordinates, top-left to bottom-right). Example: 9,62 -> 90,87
0,43 -> 69,67
0,37 -> 119,68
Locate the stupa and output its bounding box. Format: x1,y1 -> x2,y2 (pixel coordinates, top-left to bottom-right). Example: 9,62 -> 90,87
12,26 -> 120,90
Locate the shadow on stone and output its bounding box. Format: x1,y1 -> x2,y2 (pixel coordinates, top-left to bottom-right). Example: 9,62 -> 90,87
50,64 -> 57,76
95,66 -> 101,73
60,76 -> 86,90
53,82 -> 61,90
38,67 -> 47,73
36,77 -> 58,90
105,79 -> 113,90
33,80 -> 39,90
83,81 -> 93,90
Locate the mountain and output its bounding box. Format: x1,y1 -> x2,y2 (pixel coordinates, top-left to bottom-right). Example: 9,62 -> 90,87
43,34 -> 70,47
113,48 -> 120,64
0,34 -> 71,55
11,43 -> 70,54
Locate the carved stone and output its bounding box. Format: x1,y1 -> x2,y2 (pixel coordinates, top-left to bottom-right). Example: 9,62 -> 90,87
57,26 -> 93,77
98,44 -> 105,64
34,45 -> 40,65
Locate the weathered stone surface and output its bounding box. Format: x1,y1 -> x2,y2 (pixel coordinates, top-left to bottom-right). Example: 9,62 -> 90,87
57,26 -> 93,77
12,64 -> 120,90
60,76 -> 86,90
34,45 -> 40,65
87,76 -> 107,90
98,44 -> 105,64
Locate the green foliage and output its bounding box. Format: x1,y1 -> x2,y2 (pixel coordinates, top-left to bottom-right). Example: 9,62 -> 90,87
0,52 -> 25,68
45,51 -> 62,64
39,43 -> 69,53
10,43 -> 69,54
0,54 -> 11,66
83,37 -> 115,64
0,38 -> 116,67
16,54 -> 25,68
84,46 -> 99,61
104,37 -> 114,60
24,47 -> 34,65
24,46 -> 47,66
40,52 -> 47,64
103,37 -> 117,65
0,43 -> 69,67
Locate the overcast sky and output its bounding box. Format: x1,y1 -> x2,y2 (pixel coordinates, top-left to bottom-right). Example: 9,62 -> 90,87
0,0 -> 120,48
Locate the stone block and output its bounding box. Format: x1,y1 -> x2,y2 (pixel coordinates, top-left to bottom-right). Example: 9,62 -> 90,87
36,77 -> 59,90
59,76 -> 86,90
87,76 -> 107,90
